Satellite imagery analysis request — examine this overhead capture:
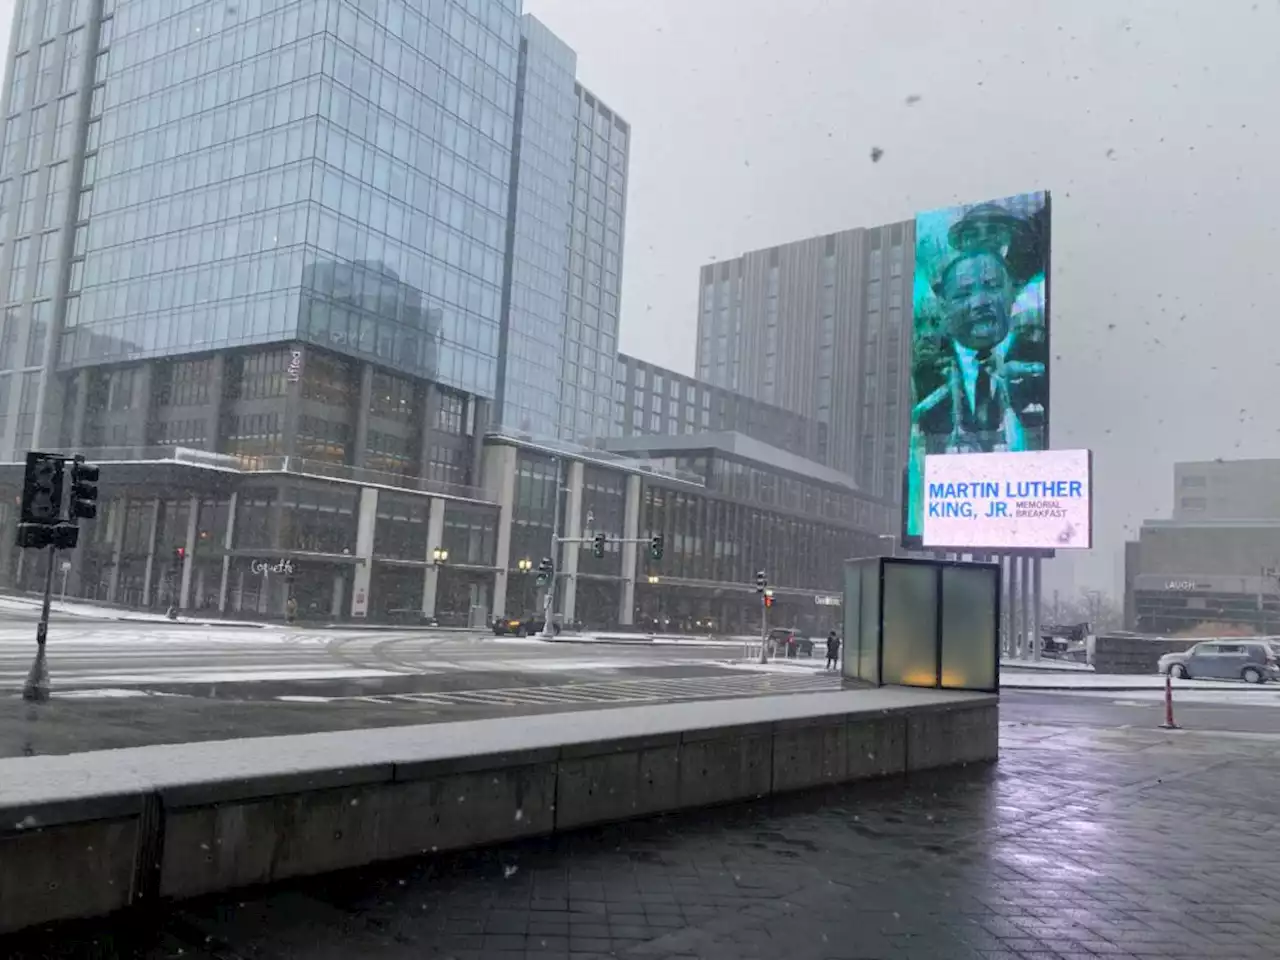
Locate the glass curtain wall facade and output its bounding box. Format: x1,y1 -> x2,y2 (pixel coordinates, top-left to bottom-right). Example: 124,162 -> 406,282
1,0 -> 523,461
494,14 -> 575,439
559,84 -> 627,446
0,0 -> 98,459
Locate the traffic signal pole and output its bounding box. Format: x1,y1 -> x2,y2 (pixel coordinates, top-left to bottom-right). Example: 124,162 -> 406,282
17,451 -> 100,702
21,545 -> 55,702
759,591 -> 769,665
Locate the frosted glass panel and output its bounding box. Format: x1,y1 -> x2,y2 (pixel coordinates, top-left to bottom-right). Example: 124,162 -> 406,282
881,562 -> 938,687
941,565 -> 998,691
858,560 -> 881,684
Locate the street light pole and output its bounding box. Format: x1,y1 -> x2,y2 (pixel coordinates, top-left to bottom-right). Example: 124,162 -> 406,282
540,458 -> 563,639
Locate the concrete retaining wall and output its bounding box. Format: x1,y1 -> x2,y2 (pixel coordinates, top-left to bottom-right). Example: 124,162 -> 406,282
0,689 -> 996,935
1094,634 -> 1197,674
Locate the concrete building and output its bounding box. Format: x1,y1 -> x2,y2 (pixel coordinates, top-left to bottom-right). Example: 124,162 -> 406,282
1127,459 -> 1280,633
613,352 -> 823,464
694,220 -> 914,499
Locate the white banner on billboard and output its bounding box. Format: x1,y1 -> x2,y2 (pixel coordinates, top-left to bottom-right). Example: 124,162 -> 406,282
923,449 -> 1092,550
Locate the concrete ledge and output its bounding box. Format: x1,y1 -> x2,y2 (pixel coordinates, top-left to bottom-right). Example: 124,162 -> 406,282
0,687 -> 996,934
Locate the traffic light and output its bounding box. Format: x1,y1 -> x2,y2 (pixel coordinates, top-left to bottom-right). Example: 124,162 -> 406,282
68,456 -> 100,521
755,570 -> 767,594
17,452 -> 68,549
764,593 -> 775,609
592,533 -> 606,559
535,556 -> 553,587
20,452 -> 64,526
649,535 -> 664,560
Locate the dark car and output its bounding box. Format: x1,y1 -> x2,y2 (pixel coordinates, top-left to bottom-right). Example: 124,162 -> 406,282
767,628 -> 814,658
492,616 -> 561,638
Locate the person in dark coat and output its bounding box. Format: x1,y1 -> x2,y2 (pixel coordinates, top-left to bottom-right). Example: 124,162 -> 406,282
825,631 -> 841,671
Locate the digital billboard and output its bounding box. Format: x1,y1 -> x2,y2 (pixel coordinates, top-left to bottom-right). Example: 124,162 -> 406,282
923,449 -> 1091,550
904,190 -> 1050,543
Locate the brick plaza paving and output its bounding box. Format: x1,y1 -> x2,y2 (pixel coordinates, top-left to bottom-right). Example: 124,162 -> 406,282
7,720 -> 1280,959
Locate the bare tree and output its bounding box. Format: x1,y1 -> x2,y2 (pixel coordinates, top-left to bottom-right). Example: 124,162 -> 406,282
1042,588 -> 1122,634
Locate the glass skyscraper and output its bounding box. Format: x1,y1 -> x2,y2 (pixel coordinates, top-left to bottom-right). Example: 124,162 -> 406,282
0,0 -> 625,463
495,18 -> 630,446
495,14 -> 575,440
559,83 -> 626,446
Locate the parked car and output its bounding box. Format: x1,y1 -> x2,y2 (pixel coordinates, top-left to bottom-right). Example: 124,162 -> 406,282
767,628 -> 814,658
492,616 -> 561,638
1158,640 -> 1280,683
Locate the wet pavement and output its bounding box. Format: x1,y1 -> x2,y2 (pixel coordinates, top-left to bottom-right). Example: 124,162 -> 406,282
0,666 -> 838,758
7,714 -> 1280,959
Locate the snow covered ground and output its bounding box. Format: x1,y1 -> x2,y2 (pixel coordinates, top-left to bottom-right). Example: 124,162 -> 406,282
0,594 -> 265,625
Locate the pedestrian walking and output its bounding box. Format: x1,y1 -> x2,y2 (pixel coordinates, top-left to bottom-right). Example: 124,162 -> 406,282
825,631 -> 841,671
286,595 -> 298,625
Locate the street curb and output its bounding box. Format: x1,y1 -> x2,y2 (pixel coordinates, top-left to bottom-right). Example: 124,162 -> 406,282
1003,683 -> 1280,693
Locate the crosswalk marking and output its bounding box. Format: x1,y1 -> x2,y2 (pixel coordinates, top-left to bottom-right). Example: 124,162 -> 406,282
292,671 -> 842,709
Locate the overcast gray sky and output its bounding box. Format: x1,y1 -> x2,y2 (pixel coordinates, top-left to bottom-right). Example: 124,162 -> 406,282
4,1 -> 1277,597
526,0 -> 1280,596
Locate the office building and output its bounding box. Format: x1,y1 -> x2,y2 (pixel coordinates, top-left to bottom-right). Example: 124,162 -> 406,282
1126,459 -> 1280,634
0,1 -> 885,630
614,352 -> 823,463
695,221 -> 914,500
495,14 -> 628,446
557,83 -> 626,447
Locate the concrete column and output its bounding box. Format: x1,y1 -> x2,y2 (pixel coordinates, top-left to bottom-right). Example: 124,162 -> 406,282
349,486 -> 377,617
418,384 -> 439,479
1031,555 -> 1043,661
560,460 -> 585,624
1003,555 -> 1013,660
178,495 -> 199,610
468,397 -> 489,486
281,344 -> 306,460
140,498 -> 161,608
205,353 -> 227,452
218,491 -> 238,614
105,497 -> 126,604
421,496 -> 446,620
1019,555 -> 1032,661
470,580 -> 489,628
352,362 -> 374,468
483,444 -> 518,618
330,572 -> 344,617
68,369 -> 90,448
618,473 -> 641,626
129,363 -> 154,447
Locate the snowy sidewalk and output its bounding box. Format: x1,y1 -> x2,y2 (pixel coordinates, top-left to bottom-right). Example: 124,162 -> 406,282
0,595 -> 266,627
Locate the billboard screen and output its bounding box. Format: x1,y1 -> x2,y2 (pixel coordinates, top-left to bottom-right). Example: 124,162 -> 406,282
923,449 -> 1091,550
904,190 -> 1050,543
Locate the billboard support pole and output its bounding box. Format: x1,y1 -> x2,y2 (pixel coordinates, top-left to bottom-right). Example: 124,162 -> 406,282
1031,557 -> 1042,661
1008,555 -> 1020,660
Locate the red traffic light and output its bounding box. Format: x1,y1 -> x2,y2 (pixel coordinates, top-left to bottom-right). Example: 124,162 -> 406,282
764,596 -> 775,608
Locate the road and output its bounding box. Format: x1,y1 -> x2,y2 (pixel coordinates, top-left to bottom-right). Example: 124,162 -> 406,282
0,618 -> 839,757
7,691 -> 1280,959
